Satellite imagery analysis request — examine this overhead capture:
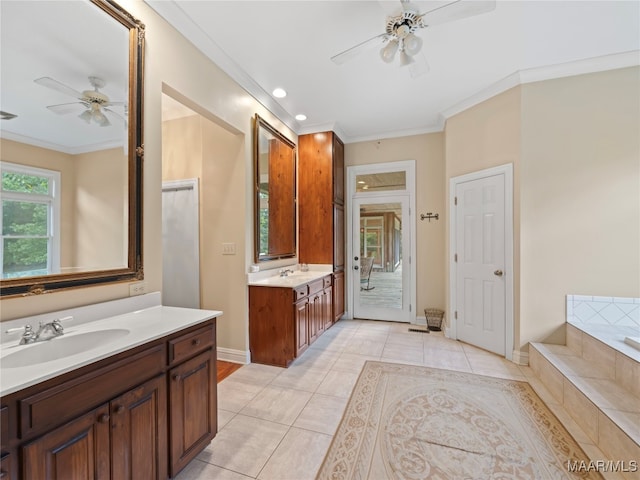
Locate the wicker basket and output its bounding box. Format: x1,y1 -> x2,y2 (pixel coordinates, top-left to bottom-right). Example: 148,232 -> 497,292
424,308 -> 445,331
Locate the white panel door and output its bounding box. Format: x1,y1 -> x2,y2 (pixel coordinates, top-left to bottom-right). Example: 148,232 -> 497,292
455,173 -> 505,355
162,179 -> 200,308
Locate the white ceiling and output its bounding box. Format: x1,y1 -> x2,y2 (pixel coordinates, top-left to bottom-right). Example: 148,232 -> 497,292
148,0 -> 639,143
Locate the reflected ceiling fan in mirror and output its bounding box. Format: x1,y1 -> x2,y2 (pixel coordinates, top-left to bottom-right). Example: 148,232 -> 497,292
331,0 -> 496,78
34,76 -> 126,127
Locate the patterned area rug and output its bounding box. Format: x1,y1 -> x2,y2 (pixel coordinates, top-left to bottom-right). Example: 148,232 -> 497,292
317,361 -> 601,480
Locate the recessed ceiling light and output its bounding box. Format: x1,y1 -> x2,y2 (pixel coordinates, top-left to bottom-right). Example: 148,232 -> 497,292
272,88 -> 287,98
295,114 -> 307,121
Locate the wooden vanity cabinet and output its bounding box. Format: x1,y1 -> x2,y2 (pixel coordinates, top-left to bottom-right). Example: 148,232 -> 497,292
0,318 -> 217,480
249,275 -> 334,367
298,132 -> 345,324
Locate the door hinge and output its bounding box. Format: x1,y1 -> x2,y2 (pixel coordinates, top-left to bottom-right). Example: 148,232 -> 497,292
454,311 -> 458,319
454,196 -> 458,206
454,253 -> 458,262
410,304 -> 412,312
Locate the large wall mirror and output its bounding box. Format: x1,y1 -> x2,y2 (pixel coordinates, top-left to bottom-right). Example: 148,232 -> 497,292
0,0 -> 144,297
254,115 -> 296,263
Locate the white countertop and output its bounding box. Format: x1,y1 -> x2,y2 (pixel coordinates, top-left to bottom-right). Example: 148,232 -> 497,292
248,270 -> 331,288
0,305 -> 222,397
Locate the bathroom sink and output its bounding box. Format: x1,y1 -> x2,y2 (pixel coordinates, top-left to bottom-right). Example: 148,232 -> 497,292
1,328 -> 130,368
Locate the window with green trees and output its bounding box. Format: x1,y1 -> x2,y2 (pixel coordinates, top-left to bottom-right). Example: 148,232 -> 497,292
1,162 -> 59,279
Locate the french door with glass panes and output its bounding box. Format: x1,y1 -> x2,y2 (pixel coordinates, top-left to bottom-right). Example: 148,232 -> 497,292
352,194 -> 411,322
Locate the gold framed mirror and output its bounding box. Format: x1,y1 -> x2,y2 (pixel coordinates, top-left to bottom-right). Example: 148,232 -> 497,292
254,115 -> 296,263
0,0 -> 144,297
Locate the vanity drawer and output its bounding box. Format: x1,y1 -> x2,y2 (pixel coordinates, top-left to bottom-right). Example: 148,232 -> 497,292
19,344 -> 165,439
0,407 -> 8,449
293,285 -> 308,301
308,279 -> 324,295
169,325 -> 214,365
323,276 -> 332,288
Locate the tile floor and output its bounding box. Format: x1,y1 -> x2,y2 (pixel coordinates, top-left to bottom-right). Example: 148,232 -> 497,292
174,319 -> 616,480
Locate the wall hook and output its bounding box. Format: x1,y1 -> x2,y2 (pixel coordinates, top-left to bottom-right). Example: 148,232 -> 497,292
420,212 -> 439,222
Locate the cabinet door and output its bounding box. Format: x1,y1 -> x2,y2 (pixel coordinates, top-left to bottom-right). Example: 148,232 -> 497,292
308,293 -> 323,345
111,375 -> 167,480
333,134 -> 344,205
23,405 -> 110,480
333,271 -> 345,322
333,204 -> 345,270
295,298 -> 309,356
169,350 -> 217,477
323,286 -> 333,330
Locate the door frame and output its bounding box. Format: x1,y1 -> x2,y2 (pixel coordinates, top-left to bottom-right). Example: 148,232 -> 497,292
346,160 -> 416,322
448,163 -> 514,361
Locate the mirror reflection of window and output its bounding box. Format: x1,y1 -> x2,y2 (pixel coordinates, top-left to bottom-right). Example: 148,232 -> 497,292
1,162 -> 60,278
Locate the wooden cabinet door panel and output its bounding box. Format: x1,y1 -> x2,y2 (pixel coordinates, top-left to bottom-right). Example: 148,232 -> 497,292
323,287 -> 333,330
333,205 -> 345,270
295,299 -> 309,356
110,375 -> 167,480
23,405 -> 110,480
333,271 -> 345,322
333,134 -> 344,205
169,350 -> 216,477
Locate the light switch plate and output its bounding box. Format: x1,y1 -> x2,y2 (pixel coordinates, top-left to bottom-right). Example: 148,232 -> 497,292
222,243 -> 236,255
129,281 -> 147,296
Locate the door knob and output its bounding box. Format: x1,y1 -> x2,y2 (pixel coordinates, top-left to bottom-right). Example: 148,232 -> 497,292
494,269 -> 504,277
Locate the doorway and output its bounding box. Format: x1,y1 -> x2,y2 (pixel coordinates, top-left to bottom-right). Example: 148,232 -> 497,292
449,164 -> 513,359
162,178 -> 200,308
347,161 -> 416,323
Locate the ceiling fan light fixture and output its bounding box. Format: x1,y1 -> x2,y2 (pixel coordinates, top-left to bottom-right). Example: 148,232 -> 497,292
78,110 -> 92,124
380,39 -> 399,63
403,33 -> 422,56
399,50 -> 415,67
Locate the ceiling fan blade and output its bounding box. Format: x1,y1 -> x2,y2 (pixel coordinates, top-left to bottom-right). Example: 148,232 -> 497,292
331,33 -> 388,65
34,77 -> 84,99
409,51 -> 430,79
103,101 -> 126,108
419,0 -> 495,27
46,102 -> 87,115
104,107 -> 126,123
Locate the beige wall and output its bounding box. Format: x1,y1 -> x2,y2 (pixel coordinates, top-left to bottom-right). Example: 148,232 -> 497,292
519,67 -> 640,348
162,113 -> 247,352
444,87 -> 522,346
345,133 -> 446,314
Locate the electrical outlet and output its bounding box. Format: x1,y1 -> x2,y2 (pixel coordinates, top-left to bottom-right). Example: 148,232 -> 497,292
129,281 -> 146,296
222,242 -> 236,255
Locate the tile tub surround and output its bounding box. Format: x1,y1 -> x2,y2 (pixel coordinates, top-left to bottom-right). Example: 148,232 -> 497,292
0,293 -> 222,396
173,320 -> 618,480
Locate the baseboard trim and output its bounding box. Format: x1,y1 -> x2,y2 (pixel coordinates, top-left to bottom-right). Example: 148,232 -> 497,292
217,347 -> 249,364
512,350 -> 529,366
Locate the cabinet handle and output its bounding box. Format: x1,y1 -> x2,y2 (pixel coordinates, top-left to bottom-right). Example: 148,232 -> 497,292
192,338 -> 201,346
98,413 -> 110,423
114,405 -> 125,414
172,373 -> 181,381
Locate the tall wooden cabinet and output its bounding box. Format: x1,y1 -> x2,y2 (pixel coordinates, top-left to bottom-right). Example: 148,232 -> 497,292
298,132 -> 345,322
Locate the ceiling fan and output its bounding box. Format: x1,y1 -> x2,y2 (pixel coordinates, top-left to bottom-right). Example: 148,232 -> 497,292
34,76 -> 125,127
331,0 -> 496,78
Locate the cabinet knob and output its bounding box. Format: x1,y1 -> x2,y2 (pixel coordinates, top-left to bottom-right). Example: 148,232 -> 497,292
172,373 -> 181,382
98,413 -> 110,424
114,405 -> 125,414
192,338 -> 201,346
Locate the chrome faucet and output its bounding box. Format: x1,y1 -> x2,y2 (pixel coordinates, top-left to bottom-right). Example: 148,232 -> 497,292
17,319 -> 65,345
279,268 -> 294,277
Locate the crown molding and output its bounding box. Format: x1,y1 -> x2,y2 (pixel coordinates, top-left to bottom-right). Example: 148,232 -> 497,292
0,130 -> 123,155
145,0 -> 299,134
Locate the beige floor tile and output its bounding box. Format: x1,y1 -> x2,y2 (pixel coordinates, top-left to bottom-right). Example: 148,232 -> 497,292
198,415 -> 288,477
466,352 -> 527,380
357,321 -> 391,333
342,338 -> 386,356
423,335 -> 464,353
257,427 -> 332,480
307,333 -> 352,352
270,365 -> 329,392
316,369 -> 360,398
240,385 -> 313,425
174,459 -> 252,480
381,343 -> 423,365
227,363 -> 284,387
331,352 -> 380,373
293,393 -> 349,435
422,348 -> 472,372
386,332 -> 425,348
217,379 -> 265,413
217,409 -> 236,430
290,347 -> 340,372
